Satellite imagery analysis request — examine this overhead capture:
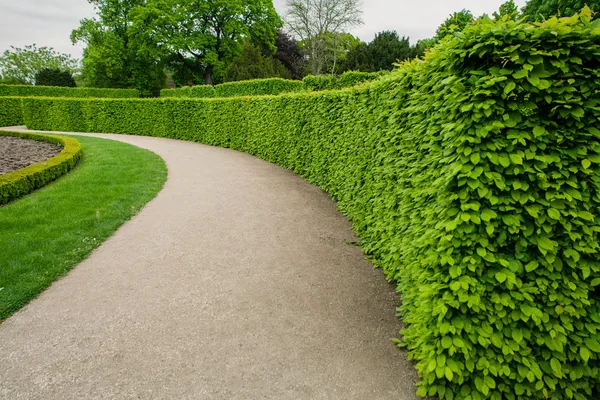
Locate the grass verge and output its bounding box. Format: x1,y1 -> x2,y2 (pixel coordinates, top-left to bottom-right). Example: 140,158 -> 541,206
0,135 -> 167,320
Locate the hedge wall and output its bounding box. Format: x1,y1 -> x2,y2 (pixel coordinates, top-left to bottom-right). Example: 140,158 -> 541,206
303,71 -> 381,91
17,13 -> 600,400
160,78 -> 304,98
0,131 -> 81,204
0,97 -> 23,127
0,85 -> 139,98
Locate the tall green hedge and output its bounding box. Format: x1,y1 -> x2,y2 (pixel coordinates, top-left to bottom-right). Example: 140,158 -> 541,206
0,97 -> 23,126
161,85 -> 216,98
160,78 -> 304,98
17,13 -> 600,400
0,85 -> 139,98
303,71 -> 381,91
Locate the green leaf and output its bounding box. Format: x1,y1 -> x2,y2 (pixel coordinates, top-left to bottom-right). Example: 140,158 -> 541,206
509,153 -> 523,165
580,347 -> 590,362
513,69 -> 528,79
582,159 -> 591,169
585,338 -> 600,352
548,208 -> 561,220
445,366 -> 453,381
525,261 -> 539,272
550,358 -> 562,377
533,126 -> 546,136
591,278 -> 600,287
441,336 -> 453,349
495,271 -> 507,283
504,81 -> 516,94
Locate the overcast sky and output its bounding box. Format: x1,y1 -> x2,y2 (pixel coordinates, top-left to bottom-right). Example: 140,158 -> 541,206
0,0 -> 528,61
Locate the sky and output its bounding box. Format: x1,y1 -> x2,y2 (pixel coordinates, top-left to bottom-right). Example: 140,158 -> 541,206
0,0 -> 528,61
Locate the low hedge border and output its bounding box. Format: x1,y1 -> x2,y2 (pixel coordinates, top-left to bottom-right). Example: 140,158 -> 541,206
0,85 -> 139,98
0,131 -> 82,204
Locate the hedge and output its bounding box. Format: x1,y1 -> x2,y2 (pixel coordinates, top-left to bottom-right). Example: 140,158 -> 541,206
160,78 -> 304,98
303,71 -> 380,91
0,97 -> 23,127
161,85 -> 215,98
0,85 -> 139,98
0,131 -> 82,204
16,13 -> 600,400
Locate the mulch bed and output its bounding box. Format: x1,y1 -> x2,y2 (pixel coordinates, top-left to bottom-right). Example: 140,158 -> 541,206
0,136 -> 63,175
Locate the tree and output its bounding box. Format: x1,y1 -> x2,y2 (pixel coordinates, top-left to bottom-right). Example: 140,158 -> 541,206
274,31 -> 305,79
71,0 -> 165,96
0,45 -> 78,85
130,0 -> 283,85
435,9 -> 475,40
35,68 -> 76,87
494,0 -> 520,20
344,31 -> 419,72
225,41 -> 291,81
522,0 -> 600,20
285,0 -> 363,75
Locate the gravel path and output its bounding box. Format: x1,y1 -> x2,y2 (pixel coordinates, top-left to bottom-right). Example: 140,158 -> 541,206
0,135 -> 62,174
0,127 -> 419,400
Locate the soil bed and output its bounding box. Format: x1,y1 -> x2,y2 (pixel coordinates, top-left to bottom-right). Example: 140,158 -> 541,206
0,136 -> 62,175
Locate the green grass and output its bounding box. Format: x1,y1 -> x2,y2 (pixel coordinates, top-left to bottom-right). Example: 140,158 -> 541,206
0,135 -> 167,320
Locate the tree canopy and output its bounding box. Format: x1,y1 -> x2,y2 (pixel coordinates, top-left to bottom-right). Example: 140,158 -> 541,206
0,45 -> 78,85
130,0 -> 282,85
522,0 -> 600,20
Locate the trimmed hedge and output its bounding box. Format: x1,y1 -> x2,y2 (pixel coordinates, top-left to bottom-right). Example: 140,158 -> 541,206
17,13 -> 600,400
0,85 -> 139,98
0,131 -> 82,204
303,71 -> 380,91
161,78 -> 304,98
161,85 -> 216,98
0,97 -> 23,127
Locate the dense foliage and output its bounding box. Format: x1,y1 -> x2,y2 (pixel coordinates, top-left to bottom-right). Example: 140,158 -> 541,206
71,0 -> 165,96
0,85 -> 138,98
130,0 -> 282,85
0,131 -> 81,205
225,42 -> 291,82
34,69 -> 76,87
522,0 -> 600,20
12,12 -> 600,400
0,98 -> 24,126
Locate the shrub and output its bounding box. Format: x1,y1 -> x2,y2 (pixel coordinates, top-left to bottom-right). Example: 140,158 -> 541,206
17,12 -> 600,399
0,131 -> 82,204
0,85 -> 139,98
34,68 -> 76,87
0,97 -> 23,126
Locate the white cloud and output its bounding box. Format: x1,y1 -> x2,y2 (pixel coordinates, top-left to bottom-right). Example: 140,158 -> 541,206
0,0 -> 528,60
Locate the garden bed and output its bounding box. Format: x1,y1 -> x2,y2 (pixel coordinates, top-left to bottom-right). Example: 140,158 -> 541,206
0,135 -> 62,174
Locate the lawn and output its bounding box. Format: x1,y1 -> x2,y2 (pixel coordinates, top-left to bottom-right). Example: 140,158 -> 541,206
0,135 -> 167,320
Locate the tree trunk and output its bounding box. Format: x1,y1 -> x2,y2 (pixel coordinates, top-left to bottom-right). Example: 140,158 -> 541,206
204,65 -> 213,85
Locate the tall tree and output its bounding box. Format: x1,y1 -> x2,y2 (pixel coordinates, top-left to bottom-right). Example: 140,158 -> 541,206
273,31 -> 304,79
522,0 -> 600,20
494,0 -> 520,20
285,0 -> 363,75
35,68 -> 77,87
435,9 -> 475,40
130,0 -> 282,85
225,41 -> 291,81
344,31 -> 418,72
0,45 -> 78,85
71,0 -> 165,96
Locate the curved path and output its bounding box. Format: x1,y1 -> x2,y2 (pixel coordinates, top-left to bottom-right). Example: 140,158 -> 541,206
0,127 -> 419,399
